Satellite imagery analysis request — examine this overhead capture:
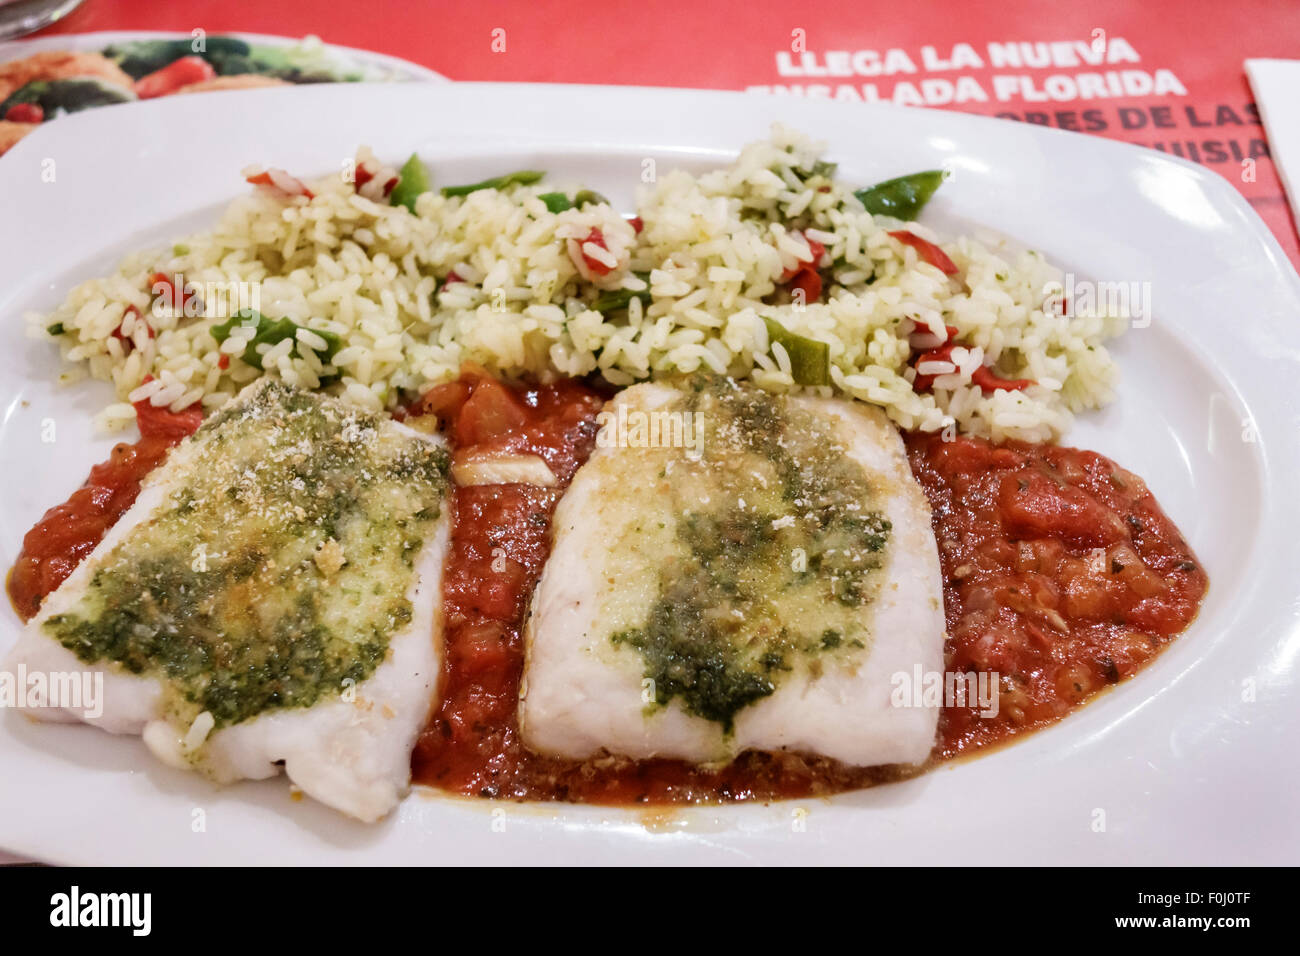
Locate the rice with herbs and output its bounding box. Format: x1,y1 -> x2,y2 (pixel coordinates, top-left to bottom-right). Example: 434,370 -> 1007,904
32,126 -> 1126,442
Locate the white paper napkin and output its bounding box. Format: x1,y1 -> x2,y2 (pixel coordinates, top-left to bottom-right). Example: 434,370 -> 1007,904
1246,58 -> 1300,233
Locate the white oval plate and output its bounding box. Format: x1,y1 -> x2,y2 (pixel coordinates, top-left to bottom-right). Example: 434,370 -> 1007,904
1,83 -> 1297,865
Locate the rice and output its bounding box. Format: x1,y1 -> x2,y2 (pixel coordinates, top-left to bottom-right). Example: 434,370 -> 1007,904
31,125 -> 1126,441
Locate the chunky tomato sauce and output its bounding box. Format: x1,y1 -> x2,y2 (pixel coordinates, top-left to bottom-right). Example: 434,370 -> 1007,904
410,372 -> 900,801
9,371 -> 1208,805
413,378 -> 1208,801
7,398 -> 201,621
904,432 -> 1208,758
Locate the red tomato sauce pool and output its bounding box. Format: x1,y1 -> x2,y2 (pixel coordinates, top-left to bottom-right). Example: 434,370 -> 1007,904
903,432 -> 1208,759
6,397 -> 201,621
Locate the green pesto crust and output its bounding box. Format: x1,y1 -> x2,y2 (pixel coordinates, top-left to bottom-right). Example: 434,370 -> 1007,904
44,381 -> 449,728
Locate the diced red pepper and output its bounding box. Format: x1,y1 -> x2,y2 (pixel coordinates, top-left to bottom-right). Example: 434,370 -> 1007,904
454,378 -> 530,447
134,400 -> 203,440
110,305 -> 153,355
245,168 -> 315,200
109,325 -> 132,354
889,230 -> 959,275
778,231 -> 827,303
413,380 -> 472,422
132,376 -> 203,439
148,272 -> 197,313
149,272 -> 174,302
909,323 -> 960,351
971,365 -> 1035,392
441,268 -> 464,289
911,343 -> 959,391
786,266 -> 823,305
353,163 -> 397,196
134,55 -> 217,99
804,235 -> 827,266
627,216 -> 644,235
577,228 -> 614,276
217,354 -> 230,371
4,103 -> 43,123
909,322 -> 1035,392
781,232 -> 827,280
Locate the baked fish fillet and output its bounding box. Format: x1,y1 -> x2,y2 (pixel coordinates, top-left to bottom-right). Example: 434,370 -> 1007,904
3,379 -> 451,822
520,378 -> 945,767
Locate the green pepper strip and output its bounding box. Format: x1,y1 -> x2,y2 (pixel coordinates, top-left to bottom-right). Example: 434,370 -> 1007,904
763,316 -> 830,386
538,192 -> 573,213
441,170 -> 544,198
211,309 -> 342,371
854,169 -> 947,220
389,153 -> 432,213
592,272 -> 652,313
573,189 -> 610,207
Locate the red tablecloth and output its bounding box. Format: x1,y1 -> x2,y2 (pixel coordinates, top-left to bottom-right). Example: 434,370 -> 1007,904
31,0 -> 1300,270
